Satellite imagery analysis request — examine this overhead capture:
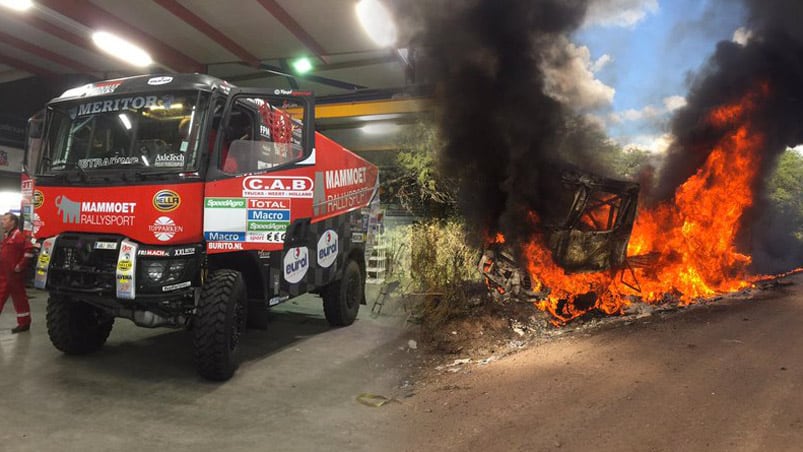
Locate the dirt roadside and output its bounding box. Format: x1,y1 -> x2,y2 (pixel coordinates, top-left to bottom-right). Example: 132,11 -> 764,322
387,273 -> 803,451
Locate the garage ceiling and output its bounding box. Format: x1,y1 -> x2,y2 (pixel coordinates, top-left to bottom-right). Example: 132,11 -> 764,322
0,0 -> 426,152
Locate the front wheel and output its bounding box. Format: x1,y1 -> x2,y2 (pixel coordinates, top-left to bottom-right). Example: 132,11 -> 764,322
193,269 -> 247,381
322,259 -> 363,326
46,295 -> 114,355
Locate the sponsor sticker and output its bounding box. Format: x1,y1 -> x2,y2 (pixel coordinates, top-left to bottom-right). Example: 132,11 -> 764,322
205,231 -> 245,242
147,76 -> 174,86
94,241 -> 118,250
283,246 -> 309,284
242,176 -> 313,198
55,195 -> 137,226
153,189 -> 181,212
162,281 -> 191,292
154,154 -> 184,167
317,229 -> 338,268
205,198 -> 246,208
149,216 -> 183,241
138,249 -> 169,257
172,247 -> 195,256
207,242 -> 243,251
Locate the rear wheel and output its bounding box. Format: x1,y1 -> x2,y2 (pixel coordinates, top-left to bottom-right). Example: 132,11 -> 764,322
46,295 -> 114,355
193,269 -> 247,381
323,259 -> 363,326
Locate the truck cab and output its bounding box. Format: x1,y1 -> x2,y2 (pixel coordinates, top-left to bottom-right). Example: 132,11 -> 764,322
29,74 -> 379,380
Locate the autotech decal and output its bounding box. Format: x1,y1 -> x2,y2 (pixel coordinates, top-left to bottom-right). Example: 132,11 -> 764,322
317,229 -> 338,268
242,176 -> 313,198
283,246 -> 309,284
55,195 -> 136,226
153,190 -> 181,212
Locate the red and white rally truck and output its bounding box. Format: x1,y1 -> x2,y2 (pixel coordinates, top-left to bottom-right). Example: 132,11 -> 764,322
26,74 -> 379,380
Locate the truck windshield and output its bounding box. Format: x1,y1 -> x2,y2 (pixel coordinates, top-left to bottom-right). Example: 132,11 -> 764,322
39,91 -> 210,175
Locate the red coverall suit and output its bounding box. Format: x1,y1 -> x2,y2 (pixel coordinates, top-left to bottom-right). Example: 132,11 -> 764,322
0,229 -> 34,328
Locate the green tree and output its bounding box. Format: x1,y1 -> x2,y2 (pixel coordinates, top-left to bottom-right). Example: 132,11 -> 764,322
767,149 -> 803,240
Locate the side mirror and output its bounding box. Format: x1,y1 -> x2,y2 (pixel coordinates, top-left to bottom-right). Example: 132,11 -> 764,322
28,118 -> 43,139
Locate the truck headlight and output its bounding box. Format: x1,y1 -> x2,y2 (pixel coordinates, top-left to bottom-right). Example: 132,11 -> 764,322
144,261 -> 166,282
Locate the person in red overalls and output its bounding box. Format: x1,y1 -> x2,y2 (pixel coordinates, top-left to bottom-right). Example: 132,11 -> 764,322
0,212 -> 34,333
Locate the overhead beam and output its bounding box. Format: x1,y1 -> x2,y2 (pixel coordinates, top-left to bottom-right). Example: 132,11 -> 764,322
0,30 -> 95,74
225,54 -> 397,83
0,53 -> 57,78
287,98 -> 429,119
259,63 -> 365,91
254,0 -> 330,64
36,0 -> 203,73
152,0 -> 260,67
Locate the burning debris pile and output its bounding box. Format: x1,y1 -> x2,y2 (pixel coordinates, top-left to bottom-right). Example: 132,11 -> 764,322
406,0 -> 803,324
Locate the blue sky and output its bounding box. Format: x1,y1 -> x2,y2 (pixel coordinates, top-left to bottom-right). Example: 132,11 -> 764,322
571,0 -> 747,151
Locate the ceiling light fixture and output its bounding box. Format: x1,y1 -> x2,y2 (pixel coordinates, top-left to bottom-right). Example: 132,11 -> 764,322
356,0 -> 397,47
291,57 -> 313,74
92,31 -> 153,67
361,123 -> 401,135
0,0 -> 33,11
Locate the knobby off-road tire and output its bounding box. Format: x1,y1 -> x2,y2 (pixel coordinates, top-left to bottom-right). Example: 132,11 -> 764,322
193,269 -> 248,381
323,259 -> 363,327
46,295 -> 114,355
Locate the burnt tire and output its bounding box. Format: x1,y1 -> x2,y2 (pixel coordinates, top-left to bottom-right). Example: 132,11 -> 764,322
193,269 -> 247,381
323,259 -> 363,327
46,295 -> 114,355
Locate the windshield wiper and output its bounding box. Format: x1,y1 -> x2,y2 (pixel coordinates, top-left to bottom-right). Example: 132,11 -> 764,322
50,161 -> 88,182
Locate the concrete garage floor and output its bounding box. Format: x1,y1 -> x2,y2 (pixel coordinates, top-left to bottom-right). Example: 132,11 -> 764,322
0,286 -> 417,452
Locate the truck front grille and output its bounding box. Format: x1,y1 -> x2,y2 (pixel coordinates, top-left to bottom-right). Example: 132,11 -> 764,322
48,234 -> 121,293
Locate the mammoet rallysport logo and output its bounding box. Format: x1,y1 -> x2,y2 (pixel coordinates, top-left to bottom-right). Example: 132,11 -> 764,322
54,195 -> 137,226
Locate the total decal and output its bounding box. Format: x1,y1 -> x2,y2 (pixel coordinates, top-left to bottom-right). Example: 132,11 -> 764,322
283,246 -> 309,284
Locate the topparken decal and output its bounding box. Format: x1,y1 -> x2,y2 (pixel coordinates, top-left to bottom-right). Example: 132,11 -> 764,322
149,216 -> 183,241
317,229 -> 339,268
283,246 -> 309,284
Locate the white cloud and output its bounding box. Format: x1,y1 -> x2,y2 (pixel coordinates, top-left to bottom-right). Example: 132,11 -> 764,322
732,27 -> 753,46
663,95 -> 687,111
622,133 -> 673,154
541,38 -> 616,111
791,144 -> 803,154
591,54 -> 613,72
609,95 -> 686,124
585,0 -> 659,28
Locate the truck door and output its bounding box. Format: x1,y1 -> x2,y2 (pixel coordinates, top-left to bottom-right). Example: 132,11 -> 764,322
202,89 -> 315,254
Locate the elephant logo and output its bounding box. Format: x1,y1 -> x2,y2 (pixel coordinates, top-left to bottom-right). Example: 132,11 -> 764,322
55,195 -> 81,224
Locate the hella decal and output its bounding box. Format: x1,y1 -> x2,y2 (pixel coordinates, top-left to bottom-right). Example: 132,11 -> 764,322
33,190 -> 44,209
153,189 -> 181,212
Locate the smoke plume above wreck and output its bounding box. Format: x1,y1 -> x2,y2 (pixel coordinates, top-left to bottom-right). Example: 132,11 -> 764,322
654,0 -> 803,272
408,0 -> 601,247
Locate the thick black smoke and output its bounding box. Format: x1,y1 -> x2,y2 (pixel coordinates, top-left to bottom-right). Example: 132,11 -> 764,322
407,0 -> 594,247
653,0 -> 803,272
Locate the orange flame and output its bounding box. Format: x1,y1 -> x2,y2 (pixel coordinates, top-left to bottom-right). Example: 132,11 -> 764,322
518,84 -> 770,323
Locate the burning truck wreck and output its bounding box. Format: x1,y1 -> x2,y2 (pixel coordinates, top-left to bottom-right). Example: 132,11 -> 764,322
409,0 -> 803,325
479,168 -> 644,322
